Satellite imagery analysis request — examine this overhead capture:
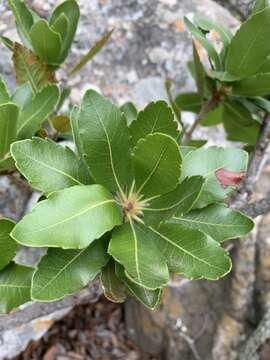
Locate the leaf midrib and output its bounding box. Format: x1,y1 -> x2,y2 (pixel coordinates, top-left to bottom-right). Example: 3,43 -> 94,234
173,216 -> 247,228
34,248 -> 87,295
149,227 -> 226,271
20,199 -> 115,235
16,148 -> 83,188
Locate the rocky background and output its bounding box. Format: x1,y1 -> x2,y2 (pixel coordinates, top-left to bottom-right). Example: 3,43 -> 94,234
0,1 -> 268,359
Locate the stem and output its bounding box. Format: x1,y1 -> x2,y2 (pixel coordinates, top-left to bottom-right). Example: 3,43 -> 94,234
232,113 -> 270,207
183,95 -> 217,144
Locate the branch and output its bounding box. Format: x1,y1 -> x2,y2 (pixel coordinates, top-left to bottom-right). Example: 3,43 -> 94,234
241,193 -> 270,218
238,308 -> 270,360
232,114 -> 270,208
0,281 -> 102,333
183,95 -> 217,144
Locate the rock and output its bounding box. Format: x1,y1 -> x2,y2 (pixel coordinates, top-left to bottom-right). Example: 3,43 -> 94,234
216,0 -> 253,19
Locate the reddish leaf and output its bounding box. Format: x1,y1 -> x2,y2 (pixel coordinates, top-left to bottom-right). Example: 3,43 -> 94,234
215,168 -> 246,189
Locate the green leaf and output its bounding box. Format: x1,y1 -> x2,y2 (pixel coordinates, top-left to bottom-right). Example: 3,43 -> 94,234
258,56 -> 270,73
51,13 -> 69,48
184,17 -> 221,70
132,133 -> 181,198
8,0 -> 33,48
175,92 -> 202,113
209,70 -> 240,82
225,8 -> 270,77
194,14 -> 233,47
187,139 -> 207,148
17,84 -> 60,139
179,146 -> 196,158
172,204 -> 254,242
223,101 -> 260,145
0,103 -> 19,158
12,184 -> 122,249
12,43 -> 55,93
149,224 -> 231,280
32,236 -> 109,301
252,0 -> 269,14
129,101 -> 179,145
109,221 -> 169,290
70,105 -> 83,157
70,29 -> 114,75
0,36 -> 14,50
101,258 -> 126,303
30,20 -> 62,66
252,96 -> 270,113
0,77 -> 10,104
11,138 -> 88,195
77,89 -> 132,193
49,0 -> 80,63
200,105 -> 223,126
232,73 -> 270,96
0,156 -> 15,173
115,263 -> 161,310
181,146 -> 248,208
143,176 -> 204,226
192,41 -> 205,97
120,102 -> 138,125
0,219 -> 16,271
12,82 -> 33,108
0,262 -> 33,314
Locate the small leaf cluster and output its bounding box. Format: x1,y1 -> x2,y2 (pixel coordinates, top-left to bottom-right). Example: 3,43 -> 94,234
0,89 -> 254,312
174,0 -> 270,146
0,0 -> 113,173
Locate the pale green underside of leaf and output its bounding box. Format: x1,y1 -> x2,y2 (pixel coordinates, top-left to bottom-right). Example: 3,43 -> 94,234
77,89 -> 132,193
115,263 -> 161,310
0,262 -> 33,314
49,0 -> 80,63
172,204 -> 254,242
149,224 -> 232,280
11,138 -> 89,195
30,20 -> 62,66
129,101 -> 179,145
32,237 -> 109,301
101,258 -> 126,303
181,146 -> 248,208
12,82 -> 33,108
12,185 -> 122,249
0,219 -> 16,271
109,221 -> 169,290
132,133 -> 182,198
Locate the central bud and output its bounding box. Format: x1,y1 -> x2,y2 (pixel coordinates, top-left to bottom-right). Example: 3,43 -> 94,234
116,183 -> 148,223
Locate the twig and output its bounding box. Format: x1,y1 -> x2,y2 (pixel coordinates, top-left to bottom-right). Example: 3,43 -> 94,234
232,114 -> 270,208
238,308 -> 270,360
183,95 -> 217,144
241,193 -> 270,218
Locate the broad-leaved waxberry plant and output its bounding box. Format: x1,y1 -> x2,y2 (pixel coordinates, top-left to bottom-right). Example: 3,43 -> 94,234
0,0 -> 260,313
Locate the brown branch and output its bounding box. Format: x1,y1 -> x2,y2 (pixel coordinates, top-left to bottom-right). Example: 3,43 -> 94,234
238,309 -> 270,360
241,193 -> 270,218
232,114 -> 270,208
0,281 -> 102,333
183,95 -> 218,144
